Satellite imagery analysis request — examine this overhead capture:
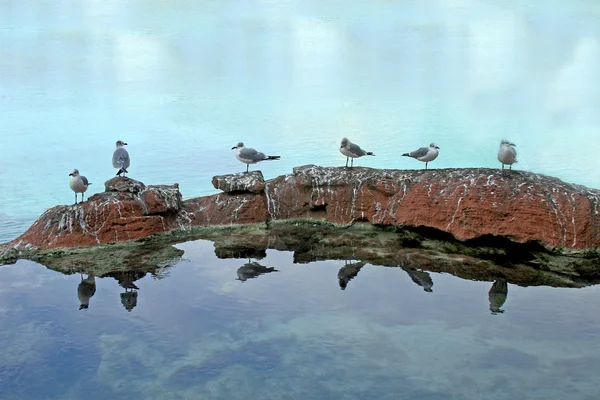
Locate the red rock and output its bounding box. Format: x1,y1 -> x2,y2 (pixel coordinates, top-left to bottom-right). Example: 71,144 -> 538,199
5,166 -> 600,250
263,166 -> 600,249
212,171 -> 266,194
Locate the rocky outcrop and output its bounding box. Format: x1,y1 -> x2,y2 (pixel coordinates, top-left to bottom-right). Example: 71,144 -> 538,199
264,165 -> 600,249
3,166 -> 600,252
7,177 -> 182,249
212,171 -> 266,194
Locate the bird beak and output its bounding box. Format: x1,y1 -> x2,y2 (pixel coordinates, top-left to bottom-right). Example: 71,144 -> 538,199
436,146 -> 440,149
231,146 -> 236,150
124,142 -> 128,145
69,173 -> 73,176
510,143 -> 516,146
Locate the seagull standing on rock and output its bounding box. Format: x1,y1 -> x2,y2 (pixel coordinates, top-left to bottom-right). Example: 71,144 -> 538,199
69,168 -> 91,205
402,143 -> 440,170
339,137 -> 375,168
112,140 -> 130,176
231,142 -> 280,173
498,139 -> 517,170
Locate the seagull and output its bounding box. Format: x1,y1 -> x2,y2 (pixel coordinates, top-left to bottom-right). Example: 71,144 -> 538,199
402,143 -> 440,170
498,139 -> 517,170
112,140 -> 130,176
231,142 -> 280,173
69,168 -> 91,205
339,137 -> 375,168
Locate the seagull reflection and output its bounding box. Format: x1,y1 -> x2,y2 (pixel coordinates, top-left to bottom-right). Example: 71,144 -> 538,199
105,271 -> 146,312
121,289 -> 138,312
236,260 -> 278,282
338,260 -> 366,290
403,267 -> 434,292
489,280 -> 508,314
77,273 -> 96,310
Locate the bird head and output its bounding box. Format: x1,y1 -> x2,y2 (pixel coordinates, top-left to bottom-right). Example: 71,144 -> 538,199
116,140 -> 128,147
232,142 -> 244,150
69,168 -> 80,177
340,137 -> 349,148
430,143 -> 440,150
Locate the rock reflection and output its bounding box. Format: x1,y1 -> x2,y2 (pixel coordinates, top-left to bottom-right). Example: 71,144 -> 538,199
337,261 -> 366,290
77,273 -> 96,310
236,260 -> 278,282
489,280 -> 508,314
403,267 -> 434,292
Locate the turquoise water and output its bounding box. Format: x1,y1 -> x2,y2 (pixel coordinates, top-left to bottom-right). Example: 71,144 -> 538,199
1,239 -> 599,399
1,0 -> 600,241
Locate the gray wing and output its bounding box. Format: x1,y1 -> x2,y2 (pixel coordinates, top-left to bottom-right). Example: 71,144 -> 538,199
239,147 -> 266,161
409,147 -> 429,158
112,148 -> 130,168
510,147 -> 517,159
348,142 -> 367,157
81,176 -> 89,186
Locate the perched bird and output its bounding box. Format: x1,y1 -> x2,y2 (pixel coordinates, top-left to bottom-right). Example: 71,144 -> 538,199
231,142 -> 280,173
112,140 -> 130,176
236,260 -> 278,282
489,280 -> 508,314
497,139 -> 517,170
77,274 -> 96,310
337,261 -> 366,290
69,168 -> 91,205
402,143 -> 440,170
339,137 -> 375,168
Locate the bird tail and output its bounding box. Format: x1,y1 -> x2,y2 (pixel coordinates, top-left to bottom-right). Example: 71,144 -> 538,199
266,156 -> 281,160
366,152 -> 375,156
402,153 -> 410,157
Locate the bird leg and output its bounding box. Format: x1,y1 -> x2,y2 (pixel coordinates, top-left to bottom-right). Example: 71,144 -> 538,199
509,165 -> 512,170
246,164 -> 249,173
502,164 -> 505,170
345,157 -> 349,168
425,162 -> 428,170
74,193 -> 78,205
351,158 -> 354,168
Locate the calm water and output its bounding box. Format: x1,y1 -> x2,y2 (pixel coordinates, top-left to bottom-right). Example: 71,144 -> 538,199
1,0 -> 600,241
0,239 -> 599,399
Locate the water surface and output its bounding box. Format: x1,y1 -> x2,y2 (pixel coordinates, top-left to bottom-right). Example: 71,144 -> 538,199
1,0 -> 600,241
1,239 -> 599,399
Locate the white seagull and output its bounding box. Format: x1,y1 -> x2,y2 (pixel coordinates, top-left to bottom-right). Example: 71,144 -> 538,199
339,137 -> 375,168
402,143 -> 440,169
497,139 -> 517,170
231,142 -> 280,173
69,168 -> 91,205
112,140 -> 130,176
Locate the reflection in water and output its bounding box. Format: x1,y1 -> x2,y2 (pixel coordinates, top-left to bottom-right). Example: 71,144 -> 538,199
236,260 -> 278,282
403,267 -> 434,293
337,261 -> 366,290
106,271 -> 146,312
121,289 -> 138,312
489,280 -> 509,314
2,237 -> 600,400
77,273 -> 96,310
